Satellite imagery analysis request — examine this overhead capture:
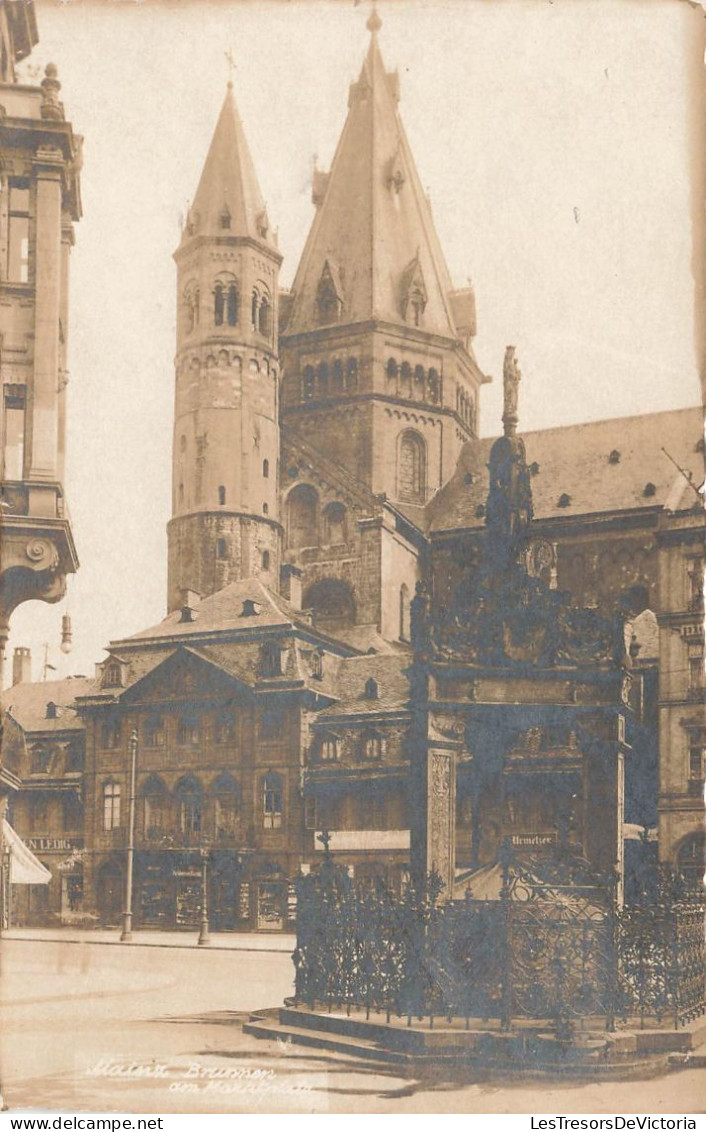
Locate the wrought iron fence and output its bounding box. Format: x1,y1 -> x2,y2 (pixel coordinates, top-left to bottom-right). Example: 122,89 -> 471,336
293,850 -> 705,1033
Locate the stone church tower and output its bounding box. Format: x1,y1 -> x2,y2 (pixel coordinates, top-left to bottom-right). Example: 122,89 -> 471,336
167,82 -> 282,613
279,12 -> 486,516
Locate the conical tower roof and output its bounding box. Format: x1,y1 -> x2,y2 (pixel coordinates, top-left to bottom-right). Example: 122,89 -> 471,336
286,16 -> 458,337
180,82 -> 275,249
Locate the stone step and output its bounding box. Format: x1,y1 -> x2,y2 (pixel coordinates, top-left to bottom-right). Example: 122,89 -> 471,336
243,1016 -> 411,1064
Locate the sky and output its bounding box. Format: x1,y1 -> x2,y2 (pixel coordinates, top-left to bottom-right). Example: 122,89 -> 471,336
5,0 -> 703,686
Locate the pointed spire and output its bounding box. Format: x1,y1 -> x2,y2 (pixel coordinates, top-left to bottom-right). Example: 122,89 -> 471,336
181,83 -> 274,249
285,17 -> 458,337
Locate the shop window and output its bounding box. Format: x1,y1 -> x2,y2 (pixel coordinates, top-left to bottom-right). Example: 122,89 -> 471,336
263,772 -> 283,829
103,782 -> 121,831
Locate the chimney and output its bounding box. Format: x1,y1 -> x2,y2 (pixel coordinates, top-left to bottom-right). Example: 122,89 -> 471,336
280,564 -> 302,610
178,588 -> 201,623
12,647 -> 32,685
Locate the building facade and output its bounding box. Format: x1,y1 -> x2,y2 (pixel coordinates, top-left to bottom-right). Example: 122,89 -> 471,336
0,0 -> 82,927
4,13 -> 703,929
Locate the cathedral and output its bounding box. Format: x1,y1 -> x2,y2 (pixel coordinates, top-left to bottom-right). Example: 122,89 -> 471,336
3,10 -> 704,932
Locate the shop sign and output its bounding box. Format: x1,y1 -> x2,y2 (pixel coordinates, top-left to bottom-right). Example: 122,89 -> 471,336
26,837 -> 83,853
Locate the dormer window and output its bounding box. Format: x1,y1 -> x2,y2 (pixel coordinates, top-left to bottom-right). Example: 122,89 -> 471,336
311,650 -> 324,680
364,677 -> 379,700
103,663 -> 122,688
608,450 -> 621,465
45,701 -> 59,720
316,260 -> 344,325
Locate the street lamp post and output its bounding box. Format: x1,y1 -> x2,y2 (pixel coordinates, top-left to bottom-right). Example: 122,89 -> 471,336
198,843 -> 211,946
120,730 -> 138,942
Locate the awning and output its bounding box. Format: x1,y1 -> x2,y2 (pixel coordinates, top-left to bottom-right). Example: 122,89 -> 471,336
2,820 -> 52,885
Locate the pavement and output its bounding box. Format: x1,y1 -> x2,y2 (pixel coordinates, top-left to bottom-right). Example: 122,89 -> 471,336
1,926 -> 295,952
1,937 -> 703,1115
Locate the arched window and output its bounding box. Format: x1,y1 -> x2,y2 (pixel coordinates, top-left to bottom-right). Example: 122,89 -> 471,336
262,458 -> 269,478
214,284 -> 224,326
212,773 -> 239,840
194,289 -> 200,327
218,485 -> 226,505
144,715 -> 165,748
400,362 -> 412,389
302,366 -> 315,400
345,357 -> 358,391
397,430 -> 426,503
258,294 -> 271,336
141,775 -> 168,837
251,290 -> 259,328
303,578 -> 356,629
319,734 -> 340,762
103,782 -> 121,831
414,364 -> 425,387
175,776 -> 203,836
185,286 -> 197,334
217,538 -> 227,559
263,772 -> 283,829
286,484 -> 318,549
317,361 -> 329,397
323,501 -> 346,545
214,710 -> 236,744
386,358 -> 398,381
427,368 -> 440,403
177,716 -> 200,746
333,358 -> 343,390
361,731 -> 385,761
219,206 -> 231,230
262,549 -> 270,571
399,583 -> 411,641
227,283 -> 238,326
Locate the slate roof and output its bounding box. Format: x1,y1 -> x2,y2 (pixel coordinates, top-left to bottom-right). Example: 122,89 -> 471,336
4,676 -> 95,734
427,406 -> 705,534
284,24 -> 458,338
114,578 -> 306,645
178,83 -> 276,252
316,654 -> 411,719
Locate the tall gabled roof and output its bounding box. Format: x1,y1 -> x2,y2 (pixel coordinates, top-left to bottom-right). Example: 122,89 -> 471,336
179,83 -> 275,250
285,17 -> 458,337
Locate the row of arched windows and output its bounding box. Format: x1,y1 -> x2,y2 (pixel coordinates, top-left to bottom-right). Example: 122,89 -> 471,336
183,278 -> 272,337
101,772 -> 285,835
286,485 -> 348,549
456,386 -> 476,430
301,357 -> 358,400
385,359 -> 440,405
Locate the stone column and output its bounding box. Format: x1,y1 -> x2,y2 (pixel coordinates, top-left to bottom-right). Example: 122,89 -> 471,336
410,733 -> 459,900
27,147 -> 63,488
